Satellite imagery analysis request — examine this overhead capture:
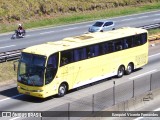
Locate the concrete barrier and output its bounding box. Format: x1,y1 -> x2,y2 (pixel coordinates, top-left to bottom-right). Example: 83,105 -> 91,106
106,89 -> 160,112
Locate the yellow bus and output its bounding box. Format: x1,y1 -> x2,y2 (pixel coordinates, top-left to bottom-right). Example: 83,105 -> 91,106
17,27 -> 148,98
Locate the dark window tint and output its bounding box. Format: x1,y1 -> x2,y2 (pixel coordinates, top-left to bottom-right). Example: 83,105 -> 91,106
104,22 -> 113,26
61,50 -> 73,66
108,42 -> 114,53
87,45 -> 99,58
45,53 -> 59,84
93,22 -> 103,27
141,33 -> 147,44
74,47 -> 87,61
86,46 -> 94,58
99,42 -> 108,55
114,40 -> 123,51
125,37 -> 133,48
133,35 -> 142,46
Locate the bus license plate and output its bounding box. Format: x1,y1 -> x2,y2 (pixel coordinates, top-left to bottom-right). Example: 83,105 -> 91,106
25,92 -> 30,95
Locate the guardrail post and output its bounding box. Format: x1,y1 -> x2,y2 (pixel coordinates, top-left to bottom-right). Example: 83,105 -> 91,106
68,103 -> 70,120
92,94 -> 94,114
132,80 -> 134,98
150,74 -> 152,91
113,81 -> 115,105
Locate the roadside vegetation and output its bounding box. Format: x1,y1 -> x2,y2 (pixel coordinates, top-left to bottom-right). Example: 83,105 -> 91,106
148,28 -> 160,35
0,0 -> 160,33
0,61 -> 17,86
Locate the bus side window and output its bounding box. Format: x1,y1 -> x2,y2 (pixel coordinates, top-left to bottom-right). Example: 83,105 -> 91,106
87,46 -> 94,58
61,50 -> 73,66
108,42 -> 114,53
134,35 -> 141,46
123,39 -> 128,49
74,47 -> 87,61
125,37 -> 133,48
94,45 -> 99,56
141,33 -> 147,44
99,42 -> 108,55
114,40 -> 123,51
87,45 -> 99,58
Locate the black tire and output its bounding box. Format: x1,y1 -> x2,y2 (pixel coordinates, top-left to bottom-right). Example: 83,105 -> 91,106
58,83 -> 67,97
11,34 -> 16,39
117,66 -> 125,78
125,63 -> 133,75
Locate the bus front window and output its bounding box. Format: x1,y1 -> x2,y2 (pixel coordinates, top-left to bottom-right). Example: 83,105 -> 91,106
18,53 -> 46,86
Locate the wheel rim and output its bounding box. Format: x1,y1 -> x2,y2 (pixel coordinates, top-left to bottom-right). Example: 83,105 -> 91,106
118,67 -> 124,77
59,85 -> 66,96
127,65 -> 132,73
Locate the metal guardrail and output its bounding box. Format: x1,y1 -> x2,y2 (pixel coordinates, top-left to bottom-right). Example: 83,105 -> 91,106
139,23 -> 160,30
0,23 -> 160,63
0,49 -> 22,63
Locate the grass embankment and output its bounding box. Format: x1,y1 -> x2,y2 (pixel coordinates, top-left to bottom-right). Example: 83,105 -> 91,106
0,61 -> 17,85
148,28 -> 160,35
0,0 -> 160,33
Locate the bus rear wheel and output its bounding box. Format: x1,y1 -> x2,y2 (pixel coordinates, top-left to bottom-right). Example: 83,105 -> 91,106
125,63 -> 133,75
117,66 -> 125,78
58,83 -> 67,97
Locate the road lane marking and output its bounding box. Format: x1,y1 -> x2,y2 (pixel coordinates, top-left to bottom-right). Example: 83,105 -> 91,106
10,117 -> 19,120
39,27 -> 79,34
149,53 -> 160,58
0,94 -> 22,102
121,18 -> 135,21
129,69 -> 157,80
153,19 -> 160,21
40,30 -> 55,34
154,13 -> 160,16
63,27 -> 78,31
137,16 -> 148,19
0,45 -> 16,49
154,107 -> 160,111
134,107 -> 160,120
25,35 -> 31,37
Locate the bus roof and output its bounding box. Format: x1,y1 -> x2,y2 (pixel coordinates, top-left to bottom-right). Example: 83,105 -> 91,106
23,27 -> 147,56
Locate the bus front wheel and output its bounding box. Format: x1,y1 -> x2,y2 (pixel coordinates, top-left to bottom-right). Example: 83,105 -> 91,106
117,66 -> 125,78
58,83 -> 67,97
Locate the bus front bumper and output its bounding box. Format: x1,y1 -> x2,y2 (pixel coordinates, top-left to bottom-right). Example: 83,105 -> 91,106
17,86 -> 46,98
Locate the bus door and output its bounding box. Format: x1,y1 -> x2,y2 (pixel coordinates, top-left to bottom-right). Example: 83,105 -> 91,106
60,50 -> 74,85
73,48 -> 87,86
45,53 -> 59,87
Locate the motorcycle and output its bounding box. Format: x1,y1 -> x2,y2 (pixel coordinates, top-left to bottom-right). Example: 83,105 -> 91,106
11,29 -> 26,39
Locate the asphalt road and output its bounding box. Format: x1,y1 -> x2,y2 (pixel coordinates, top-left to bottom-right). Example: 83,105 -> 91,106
0,10 -> 160,52
0,43 -> 159,120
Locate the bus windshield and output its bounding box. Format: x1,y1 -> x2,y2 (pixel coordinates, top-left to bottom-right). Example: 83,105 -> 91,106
17,53 -> 46,86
